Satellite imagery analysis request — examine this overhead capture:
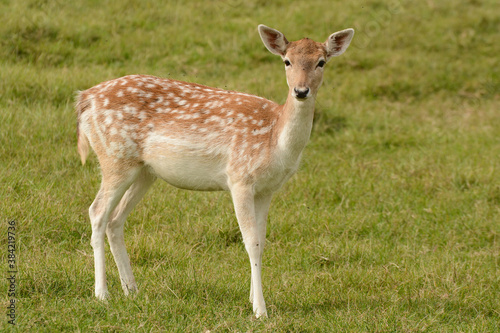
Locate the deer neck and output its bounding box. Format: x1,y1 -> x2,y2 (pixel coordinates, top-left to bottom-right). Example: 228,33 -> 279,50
274,91 -> 316,165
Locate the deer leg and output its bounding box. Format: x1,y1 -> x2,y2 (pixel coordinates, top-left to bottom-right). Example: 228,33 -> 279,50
106,168 -> 156,296
231,183 -> 267,318
249,193 -> 272,305
89,166 -> 141,300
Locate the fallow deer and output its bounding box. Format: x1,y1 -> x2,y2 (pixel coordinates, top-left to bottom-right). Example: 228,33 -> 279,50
76,25 -> 354,317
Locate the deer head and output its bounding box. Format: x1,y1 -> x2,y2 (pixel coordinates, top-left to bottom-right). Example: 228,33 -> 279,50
258,25 -> 354,101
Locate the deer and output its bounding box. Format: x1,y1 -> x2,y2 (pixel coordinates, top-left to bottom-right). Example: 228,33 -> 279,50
76,24 -> 354,318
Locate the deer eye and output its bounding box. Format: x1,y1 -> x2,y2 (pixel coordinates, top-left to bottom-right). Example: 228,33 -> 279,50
317,60 -> 326,68
284,59 -> 291,67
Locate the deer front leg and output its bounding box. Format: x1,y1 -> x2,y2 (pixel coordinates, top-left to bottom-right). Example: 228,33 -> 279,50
230,183 -> 268,318
249,193 -> 272,305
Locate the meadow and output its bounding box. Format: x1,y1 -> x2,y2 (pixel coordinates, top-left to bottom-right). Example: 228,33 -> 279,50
1,0 -> 499,331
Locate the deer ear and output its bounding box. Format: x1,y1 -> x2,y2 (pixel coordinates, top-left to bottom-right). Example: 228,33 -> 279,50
258,24 -> 289,57
325,28 -> 354,60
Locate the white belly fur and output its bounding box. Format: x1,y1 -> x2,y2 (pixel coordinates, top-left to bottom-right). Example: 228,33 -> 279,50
145,152 -> 229,191
143,133 -> 229,191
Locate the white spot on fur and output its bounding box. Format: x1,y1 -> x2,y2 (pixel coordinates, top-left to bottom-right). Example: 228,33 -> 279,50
138,112 -> 147,121
123,105 -> 137,115
252,143 -> 262,150
105,115 -> 113,125
252,124 -> 272,135
208,115 -> 222,124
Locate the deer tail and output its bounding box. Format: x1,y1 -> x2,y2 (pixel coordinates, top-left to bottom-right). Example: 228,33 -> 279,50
75,91 -> 91,165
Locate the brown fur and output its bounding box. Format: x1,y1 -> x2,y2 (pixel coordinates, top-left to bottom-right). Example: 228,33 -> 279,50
76,75 -> 286,183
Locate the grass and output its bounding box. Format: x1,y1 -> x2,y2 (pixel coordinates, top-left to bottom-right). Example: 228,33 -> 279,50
1,0 -> 499,331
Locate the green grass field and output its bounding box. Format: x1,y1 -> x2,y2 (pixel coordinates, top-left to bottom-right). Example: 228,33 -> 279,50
1,0 -> 499,331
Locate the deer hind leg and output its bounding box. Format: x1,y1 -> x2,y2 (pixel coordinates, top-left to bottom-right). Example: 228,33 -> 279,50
106,167 -> 156,296
249,193 -> 272,306
89,165 -> 142,300
231,183 -> 268,318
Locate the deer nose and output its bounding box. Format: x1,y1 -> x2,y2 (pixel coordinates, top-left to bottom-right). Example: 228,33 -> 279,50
294,87 -> 310,99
